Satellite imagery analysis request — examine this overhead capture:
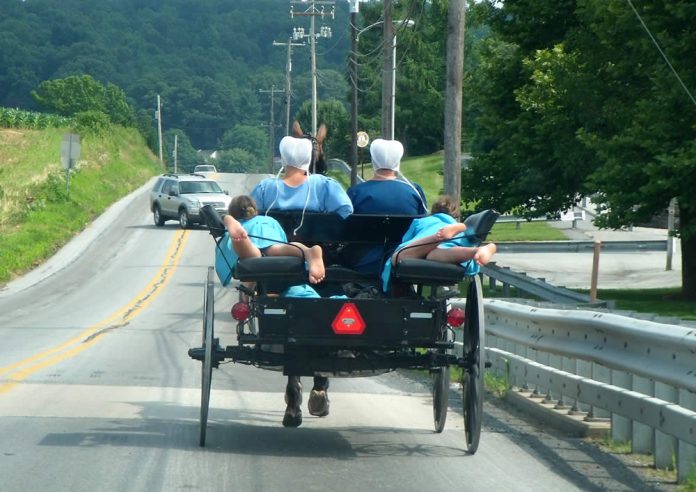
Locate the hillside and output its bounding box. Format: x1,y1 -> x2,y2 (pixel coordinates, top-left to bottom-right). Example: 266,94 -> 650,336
0,126 -> 162,285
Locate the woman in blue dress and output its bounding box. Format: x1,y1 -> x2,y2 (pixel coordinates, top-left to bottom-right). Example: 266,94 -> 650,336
382,195 -> 497,292
250,133 -> 353,218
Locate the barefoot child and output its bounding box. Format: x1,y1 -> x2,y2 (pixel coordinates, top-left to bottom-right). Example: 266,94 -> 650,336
222,195 -> 325,284
381,195 -> 497,292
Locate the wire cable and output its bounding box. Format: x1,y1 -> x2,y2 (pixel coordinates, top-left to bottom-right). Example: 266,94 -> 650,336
626,0 -> 696,107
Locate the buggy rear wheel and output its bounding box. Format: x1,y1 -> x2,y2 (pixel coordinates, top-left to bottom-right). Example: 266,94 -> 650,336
199,267 -> 215,447
433,365 -> 450,433
462,275 -> 484,454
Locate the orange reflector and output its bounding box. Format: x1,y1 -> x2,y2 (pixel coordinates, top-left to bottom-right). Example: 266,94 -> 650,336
331,302 -> 366,335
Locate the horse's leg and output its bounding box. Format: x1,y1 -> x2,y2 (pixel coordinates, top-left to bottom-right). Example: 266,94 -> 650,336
309,376 -> 330,417
283,375 -> 303,427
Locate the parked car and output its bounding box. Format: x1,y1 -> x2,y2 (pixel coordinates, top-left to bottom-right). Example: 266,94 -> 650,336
149,174 -> 231,229
193,164 -> 217,176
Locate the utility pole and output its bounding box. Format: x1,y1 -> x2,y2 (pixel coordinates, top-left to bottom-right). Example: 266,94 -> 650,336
382,0 -> 394,140
260,85 -> 285,173
173,134 -> 178,173
349,0 -> 359,185
273,38 -> 305,136
156,94 -> 163,165
443,0 -> 465,205
290,0 -> 335,135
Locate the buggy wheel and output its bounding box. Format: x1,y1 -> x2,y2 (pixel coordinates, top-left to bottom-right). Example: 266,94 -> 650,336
433,366 -> 450,433
462,275 -> 484,454
199,267 -> 215,447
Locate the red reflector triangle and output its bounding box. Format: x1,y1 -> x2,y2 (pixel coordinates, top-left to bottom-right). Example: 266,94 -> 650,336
331,302 -> 366,335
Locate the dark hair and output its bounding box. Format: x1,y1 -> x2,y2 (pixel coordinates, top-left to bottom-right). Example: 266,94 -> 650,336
228,195 -> 257,220
431,195 -> 460,219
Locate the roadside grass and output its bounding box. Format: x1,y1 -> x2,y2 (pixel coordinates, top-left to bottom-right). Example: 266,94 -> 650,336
594,288 -> 696,320
0,126 -> 162,285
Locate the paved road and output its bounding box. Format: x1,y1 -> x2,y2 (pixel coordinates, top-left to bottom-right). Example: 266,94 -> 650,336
494,218 -> 682,290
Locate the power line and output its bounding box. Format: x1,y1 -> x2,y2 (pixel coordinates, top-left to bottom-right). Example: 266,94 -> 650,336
626,0 -> 696,107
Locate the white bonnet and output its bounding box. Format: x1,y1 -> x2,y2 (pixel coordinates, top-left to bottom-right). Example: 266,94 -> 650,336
370,139 -> 404,172
279,136 -> 312,171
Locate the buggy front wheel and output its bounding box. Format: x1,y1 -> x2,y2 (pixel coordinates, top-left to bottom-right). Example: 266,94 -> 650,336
462,275 -> 484,454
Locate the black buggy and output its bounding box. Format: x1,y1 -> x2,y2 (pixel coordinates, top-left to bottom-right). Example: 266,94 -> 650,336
188,205 -> 499,453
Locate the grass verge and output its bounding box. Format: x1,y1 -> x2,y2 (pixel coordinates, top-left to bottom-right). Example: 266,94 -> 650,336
0,126 -> 162,285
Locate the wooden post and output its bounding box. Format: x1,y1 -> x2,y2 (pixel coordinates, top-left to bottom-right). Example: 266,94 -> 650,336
590,240 -> 601,302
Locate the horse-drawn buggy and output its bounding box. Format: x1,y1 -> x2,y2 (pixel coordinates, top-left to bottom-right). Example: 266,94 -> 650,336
188,203 -> 498,453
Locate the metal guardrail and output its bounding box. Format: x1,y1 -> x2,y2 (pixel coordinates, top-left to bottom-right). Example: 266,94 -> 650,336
453,299 -> 696,483
496,240 -> 667,252
479,263 -> 597,305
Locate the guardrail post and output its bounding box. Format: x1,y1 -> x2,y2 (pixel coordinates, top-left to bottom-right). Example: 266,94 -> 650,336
556,356 -> 575,410
632,376 -> 655,454
610,370 -> 632,443
654,382 -> 678,470
576,359 -> 592,414
677,389 -> 696,483
588,362 -> 611,420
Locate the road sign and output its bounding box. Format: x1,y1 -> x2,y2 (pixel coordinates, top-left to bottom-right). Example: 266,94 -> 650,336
61,133 -> 81,170
356,131 -> 369,148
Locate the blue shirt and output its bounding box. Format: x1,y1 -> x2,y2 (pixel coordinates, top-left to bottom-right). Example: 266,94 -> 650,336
251,175 -> 353,218
347,179 -> 427,215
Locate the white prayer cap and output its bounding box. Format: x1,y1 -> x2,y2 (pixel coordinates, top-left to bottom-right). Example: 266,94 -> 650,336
370,139 -> 403,172
279,136 -> 312,171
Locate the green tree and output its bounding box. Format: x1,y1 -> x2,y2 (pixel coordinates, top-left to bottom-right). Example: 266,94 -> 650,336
220,124 -> 268,161
164,129 -> 199,173
465,0 -> 696,297
216,148 -> 262,173
31,75 -> 135,126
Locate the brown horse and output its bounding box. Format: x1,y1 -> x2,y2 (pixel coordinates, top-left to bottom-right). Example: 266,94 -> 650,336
292,121 -> 328,175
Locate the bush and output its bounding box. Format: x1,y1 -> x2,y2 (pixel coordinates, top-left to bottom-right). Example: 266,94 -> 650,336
72,110 -> 111,136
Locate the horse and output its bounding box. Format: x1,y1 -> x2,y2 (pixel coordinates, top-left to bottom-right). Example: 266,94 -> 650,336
292,120 -> 328,176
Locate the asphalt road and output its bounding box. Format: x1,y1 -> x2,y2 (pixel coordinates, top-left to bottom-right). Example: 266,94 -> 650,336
0,174 -> 674,491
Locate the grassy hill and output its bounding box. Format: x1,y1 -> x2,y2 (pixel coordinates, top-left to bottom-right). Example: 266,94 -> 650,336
0,126 -> 162,285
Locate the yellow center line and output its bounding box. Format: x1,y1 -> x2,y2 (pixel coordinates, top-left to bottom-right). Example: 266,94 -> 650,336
0,230 -> 191,394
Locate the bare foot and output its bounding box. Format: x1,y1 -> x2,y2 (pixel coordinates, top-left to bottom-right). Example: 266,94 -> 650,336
224,215 -> 248,241
437,223 -> 466,240
474,243 -> 497,266
306,245 -> 325,284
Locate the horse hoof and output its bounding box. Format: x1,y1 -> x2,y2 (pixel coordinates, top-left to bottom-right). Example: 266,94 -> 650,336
282,406 -> 303,428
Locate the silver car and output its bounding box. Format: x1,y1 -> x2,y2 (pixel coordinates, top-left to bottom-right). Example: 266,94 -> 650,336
150,174 -> 231,229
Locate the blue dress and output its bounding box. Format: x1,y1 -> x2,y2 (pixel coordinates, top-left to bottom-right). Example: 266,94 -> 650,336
251,175 -> 353,218
346,179 -> 427,275
381,213 -> 479,292
215,215 -> 288,286
347,179 -> 427,215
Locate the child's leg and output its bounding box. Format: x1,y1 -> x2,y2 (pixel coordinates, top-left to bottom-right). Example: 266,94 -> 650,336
223,215 -> 262,259
391,223 -> 467,264
266,243 -> 325,284
426,243 -> 497,266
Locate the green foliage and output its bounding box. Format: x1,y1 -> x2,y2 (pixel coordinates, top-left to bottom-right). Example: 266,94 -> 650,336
72,110 -> 111,136
31,75 -> 135,126
163,129 -> 200,173
216,148 -> 263,174
466,0 -> 696,296
220,124 -> 268,161
0,0 -> 351,150
0,107 -> 71,129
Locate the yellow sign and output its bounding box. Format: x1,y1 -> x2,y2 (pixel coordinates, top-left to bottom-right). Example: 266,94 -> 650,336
356,131 -> 370,148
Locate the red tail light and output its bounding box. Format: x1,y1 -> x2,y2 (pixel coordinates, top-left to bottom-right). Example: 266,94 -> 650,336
447,307 -> 465,327
231,302 -> 251,321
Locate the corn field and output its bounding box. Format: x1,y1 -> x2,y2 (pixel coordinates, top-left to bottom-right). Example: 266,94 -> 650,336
0,107 -> 71,129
